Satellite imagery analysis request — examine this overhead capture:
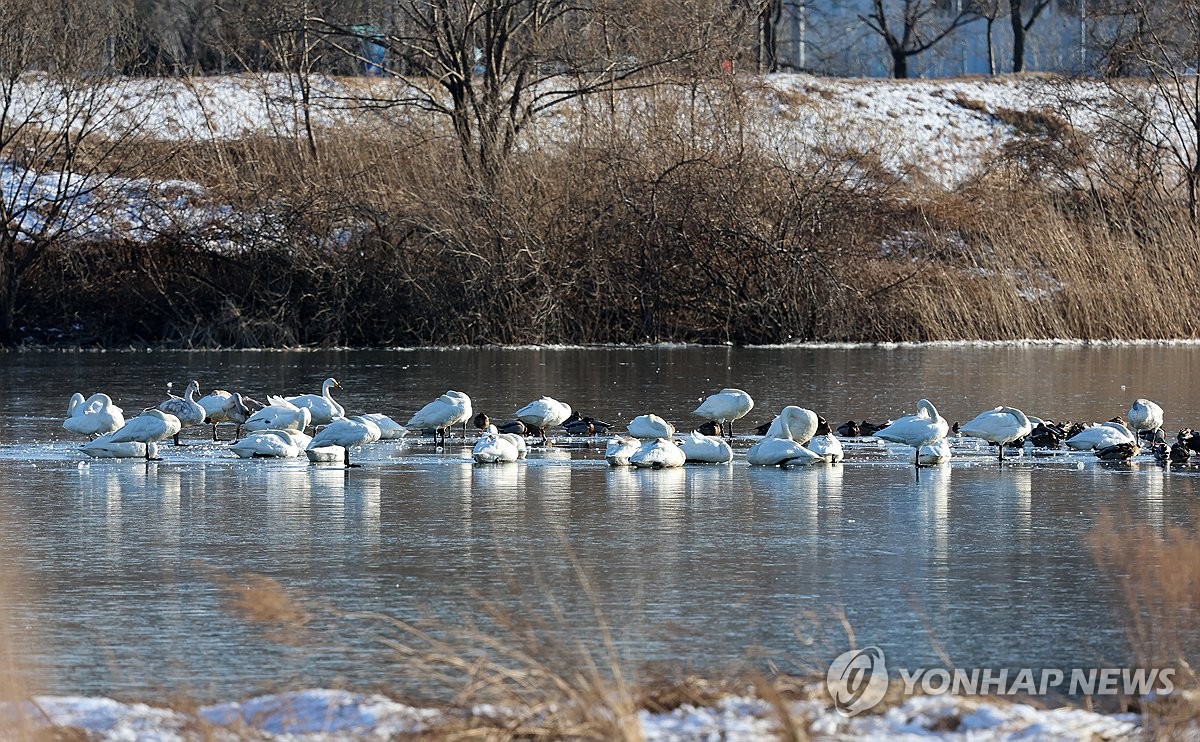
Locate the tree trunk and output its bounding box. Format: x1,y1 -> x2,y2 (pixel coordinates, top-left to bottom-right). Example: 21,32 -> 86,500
0,257 -> 15,347
892,49 -> 909,78
1010,0 -> 1026,72
986,18 -> 996,75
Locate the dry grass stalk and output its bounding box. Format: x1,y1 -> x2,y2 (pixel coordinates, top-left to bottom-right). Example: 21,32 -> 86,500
1089,510 -> 1200,737
20,74 -> 1200,347
213,572 -> 312,646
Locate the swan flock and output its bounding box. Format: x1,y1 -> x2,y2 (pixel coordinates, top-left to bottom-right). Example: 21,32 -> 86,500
62,381 -> 1174,469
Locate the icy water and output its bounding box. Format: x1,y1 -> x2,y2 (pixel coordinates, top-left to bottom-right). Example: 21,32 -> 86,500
2,345 -> 1199,703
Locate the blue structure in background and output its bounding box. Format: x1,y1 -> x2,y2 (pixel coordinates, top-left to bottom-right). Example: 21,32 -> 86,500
353,24 -> 387,75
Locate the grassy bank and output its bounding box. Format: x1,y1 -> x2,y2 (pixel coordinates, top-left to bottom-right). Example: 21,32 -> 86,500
12,76 -> 1200,348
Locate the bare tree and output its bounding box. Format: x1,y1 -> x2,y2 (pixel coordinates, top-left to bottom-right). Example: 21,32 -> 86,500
0,0 -> 146,344
1008,0 -> 1051,72
311,0 -> 753,185
859,0 -> 978,79
976,0 -> 1008,74
1122,0 -> 1200,220
755,0 -> 783,72
1089,0 -> 1155,76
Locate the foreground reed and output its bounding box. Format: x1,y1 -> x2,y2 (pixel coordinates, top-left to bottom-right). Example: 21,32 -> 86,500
1089,510 -> 1200,737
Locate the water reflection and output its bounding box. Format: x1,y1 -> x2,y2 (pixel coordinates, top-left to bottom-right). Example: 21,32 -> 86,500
1139,463 -> 1165,535
8,347 -> 1200,701
918,467 -> 951,565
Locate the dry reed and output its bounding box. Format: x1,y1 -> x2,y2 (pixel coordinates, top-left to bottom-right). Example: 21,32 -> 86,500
1089,510 -> 1200,737
16,77 -> 1200,347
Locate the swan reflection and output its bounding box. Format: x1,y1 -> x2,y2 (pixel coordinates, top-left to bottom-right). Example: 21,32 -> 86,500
343,469 -> 382,545
1138,463 -> 1164,534
604,465 -> 687,529
682,463 -> 735,501
471,460 -> 527,509
917,466 -> 951,564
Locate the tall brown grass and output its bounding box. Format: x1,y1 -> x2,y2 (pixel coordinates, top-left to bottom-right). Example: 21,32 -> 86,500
0,513 -> 40,740
18,78 -> 1200,347
1089,510 -> 1200,737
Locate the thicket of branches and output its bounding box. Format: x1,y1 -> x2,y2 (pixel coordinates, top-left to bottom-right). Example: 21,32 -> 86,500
10,0 -> 1200,347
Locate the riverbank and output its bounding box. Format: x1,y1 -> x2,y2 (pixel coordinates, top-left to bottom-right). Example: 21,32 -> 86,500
0,685 -> 1149,740
6,73 -> 1200,347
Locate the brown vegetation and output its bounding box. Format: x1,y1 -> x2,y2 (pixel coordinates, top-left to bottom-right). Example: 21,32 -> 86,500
20,97 -> 1200,349
1089,510 -> 1200,737
12,69 -> 1200,348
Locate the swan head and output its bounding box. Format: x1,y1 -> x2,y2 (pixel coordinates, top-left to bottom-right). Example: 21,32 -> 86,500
231,393 -> 250,415
67,392 -> 85,413
323,378 -> 342,392
777,406 -> 818,440
916,399 -> 939,419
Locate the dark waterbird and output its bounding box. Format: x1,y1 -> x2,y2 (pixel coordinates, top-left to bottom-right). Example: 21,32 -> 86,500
497,419 -> 540,438
1096,442 -> 1139,462
564,414 -> 613,436
697,420 -> 723,437
1179,428 -> 1200,455
859,420 -> 886,436
836,420 -> 861,437
1029,422 -> 1062,449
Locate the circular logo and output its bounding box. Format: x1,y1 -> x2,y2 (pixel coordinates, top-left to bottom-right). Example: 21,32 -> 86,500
827,646 -> 888,716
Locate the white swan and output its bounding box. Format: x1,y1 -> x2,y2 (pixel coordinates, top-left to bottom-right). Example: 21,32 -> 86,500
959,406 -> 1032,461
108,409 -> 181,460
499,431 -> 528,458
630,438 -> 687,469
473,425 -> 520,463
407,390 -> 473,446
745,437 -> 823,467
762,406 -> 820,445
349,415 -> 383,444
746,406 -> 823,466
197,390 -> 254,441
80,430 -> 155,459
1065,422 -> 1135,451
692,388 -> 754,438
157,380 -> 205,445
873,399 -> 950,465
229,429 -> 313,459
244,396 -> 312,433
515,396 -> 573,444
676,431 -> 733,463
1127,398 -> 1164,440
806,418 -> 844,463
63,392 -> 125,438
917,439 -> 952,466
286,377 -> 345,426
605,436 -> 639,466
305,446 -> 345,463
628,414 -> 676,440
306,416 -> 380,467
361,413 -> 407,440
